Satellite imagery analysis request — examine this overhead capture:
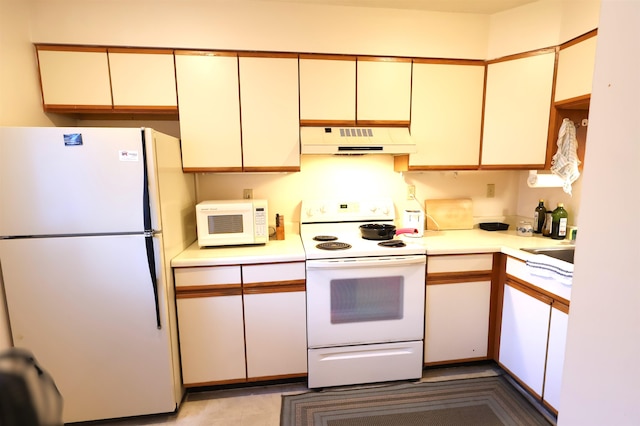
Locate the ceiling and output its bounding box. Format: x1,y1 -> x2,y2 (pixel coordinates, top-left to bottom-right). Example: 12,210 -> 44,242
254,0 -> 538,14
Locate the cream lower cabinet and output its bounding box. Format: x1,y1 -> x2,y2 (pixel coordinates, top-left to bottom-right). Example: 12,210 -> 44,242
425,254 -> 493,364
174,262 -> 306,387
481,50 -> 556,168
174,265 -> 245,386
499,282 -> 551,396
543,303 -> 569,413
242,262 -> 307,379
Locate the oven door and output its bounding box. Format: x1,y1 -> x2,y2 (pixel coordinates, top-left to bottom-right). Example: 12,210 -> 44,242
306,255 -> 426,348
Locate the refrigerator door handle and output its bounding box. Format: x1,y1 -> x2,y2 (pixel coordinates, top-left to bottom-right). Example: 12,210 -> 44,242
141,130 -> 162,329
144,235 -> 162,329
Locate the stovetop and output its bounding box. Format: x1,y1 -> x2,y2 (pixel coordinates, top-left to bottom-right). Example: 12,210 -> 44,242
300,199 -> 426,259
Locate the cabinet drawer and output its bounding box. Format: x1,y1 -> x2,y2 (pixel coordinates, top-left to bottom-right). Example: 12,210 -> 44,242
242,262 -> 306,283
428,254 -> 493,274
174,265 -> 241,288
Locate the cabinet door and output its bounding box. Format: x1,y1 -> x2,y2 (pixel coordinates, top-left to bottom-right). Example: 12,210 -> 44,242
543,305 -> 569,412
242,263 -> 307,378
357,58 -> 412,122
481,51 -> 555,167
554,35 -> 597,102
108,49 -> 177,111
410,62 -> 485,168
299,56 -> 356,123
36,46 -> 112,111
175,52 -> 242,171
174,266 -> 245,385
499,283 -> 551,396
425,281 -> 491,363
176,296 -> 246,385
239,55 -> 300,172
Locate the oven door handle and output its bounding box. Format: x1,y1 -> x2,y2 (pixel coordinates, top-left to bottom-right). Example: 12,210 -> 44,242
306,255 -> 426,269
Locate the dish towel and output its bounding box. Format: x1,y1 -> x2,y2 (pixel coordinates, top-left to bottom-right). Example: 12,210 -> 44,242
551,118 -> 581,195
525,254 -> 573,286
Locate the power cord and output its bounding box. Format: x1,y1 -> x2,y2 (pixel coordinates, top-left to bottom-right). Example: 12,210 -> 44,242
408,193 -> 441,231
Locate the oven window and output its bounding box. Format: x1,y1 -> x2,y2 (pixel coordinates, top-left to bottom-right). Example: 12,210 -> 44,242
330,277 -> 403,323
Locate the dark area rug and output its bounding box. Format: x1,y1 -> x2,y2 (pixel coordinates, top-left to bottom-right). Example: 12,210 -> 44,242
280,375 -> 552,426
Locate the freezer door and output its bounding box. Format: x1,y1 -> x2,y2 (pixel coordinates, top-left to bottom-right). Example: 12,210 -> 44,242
0,235 -> 177,423
0,127 -> 146,236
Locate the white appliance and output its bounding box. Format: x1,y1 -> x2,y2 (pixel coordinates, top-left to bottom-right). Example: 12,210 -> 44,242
0,127 -> 196,423
300,126 -> 417,154
300,199 -> 426,388
403,209 -> 425,238
195,199 -> 268,247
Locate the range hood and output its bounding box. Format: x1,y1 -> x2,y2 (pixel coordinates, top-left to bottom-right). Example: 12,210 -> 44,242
300,127 -> 417,155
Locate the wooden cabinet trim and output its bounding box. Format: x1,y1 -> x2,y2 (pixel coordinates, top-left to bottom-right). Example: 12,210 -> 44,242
357,56 -> 411,63
486,47 -> 557,65
43,104 -> 113,113
183,166 -> 244,173
559,29 -> 598,50
300,119 -> 357,127
505,276 -> 554,305
552,300 -> 570,314
112,105 -> 178,113
479,163 -> 546,171
300,53 -> 357,61
176,284 -> 242,298
427,271 -> 492,284
554,94 -> 590,108
36,44 -> 107,53
243,166 -> 301,173
355,120 -> 411,127
237,52 -> 298,59
108,47 -> 174,55
413,58 -> 484,66
243,279 -> 306,294
175,50 -> 237,57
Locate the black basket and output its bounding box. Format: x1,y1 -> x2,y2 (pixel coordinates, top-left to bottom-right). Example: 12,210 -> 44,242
479,222 -> 509,231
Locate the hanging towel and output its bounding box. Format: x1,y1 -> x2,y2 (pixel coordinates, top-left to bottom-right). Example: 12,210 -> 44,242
551,118 -> 581,195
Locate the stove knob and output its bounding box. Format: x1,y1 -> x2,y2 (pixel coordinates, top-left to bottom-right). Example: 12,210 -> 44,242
382,207 -> 390,216
370,206 -> 378,213
319,205 -> 326,214
306,208 -> 314,218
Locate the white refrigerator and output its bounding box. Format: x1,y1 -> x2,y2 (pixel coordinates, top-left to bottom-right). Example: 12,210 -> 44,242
0,127 -> 196,423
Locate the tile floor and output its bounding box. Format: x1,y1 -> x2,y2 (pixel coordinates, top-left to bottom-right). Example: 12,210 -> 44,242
79,364 -> 555,426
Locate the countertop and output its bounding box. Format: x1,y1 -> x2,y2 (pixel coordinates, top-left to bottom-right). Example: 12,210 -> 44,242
171,229 -> 574,267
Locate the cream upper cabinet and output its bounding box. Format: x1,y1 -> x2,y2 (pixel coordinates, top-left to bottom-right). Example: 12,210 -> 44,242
357,58 -> 412,123
239,55 -> 300,172
409,61 -> 485,169
108,49 -> 177,111
481,50 -> 556,167
554,34 -> 598,102
175,51 -> 242,171
299,56 -> 356,123
36,46 -> 112,111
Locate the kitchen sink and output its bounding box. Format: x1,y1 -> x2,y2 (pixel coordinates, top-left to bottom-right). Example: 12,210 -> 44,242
521,246 -> 576,264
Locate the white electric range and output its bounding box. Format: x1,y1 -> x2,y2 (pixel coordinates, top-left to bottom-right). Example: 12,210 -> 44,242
300,199 -> 427,388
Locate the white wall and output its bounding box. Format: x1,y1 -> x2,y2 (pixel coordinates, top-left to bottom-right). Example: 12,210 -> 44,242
30,0 -> 490,59
558,1 -> 640,424
197,156 -> 521,230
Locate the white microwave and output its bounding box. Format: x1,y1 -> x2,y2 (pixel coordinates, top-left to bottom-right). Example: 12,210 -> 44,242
196,199 -> 269,247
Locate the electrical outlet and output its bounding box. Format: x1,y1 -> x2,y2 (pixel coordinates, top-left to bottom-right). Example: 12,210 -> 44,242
407,184 -> 416,200
486,183 -> 495,198
243,189 -> 253,199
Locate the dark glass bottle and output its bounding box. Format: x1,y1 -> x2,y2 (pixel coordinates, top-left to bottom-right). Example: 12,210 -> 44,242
551,203 -> 569,240
533,199 -> 546,234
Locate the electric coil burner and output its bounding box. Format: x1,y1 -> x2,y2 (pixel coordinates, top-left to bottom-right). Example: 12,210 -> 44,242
316,241 -> 351,250
300,198 -> 426,389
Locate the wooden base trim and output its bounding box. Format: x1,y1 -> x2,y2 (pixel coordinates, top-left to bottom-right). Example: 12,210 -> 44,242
246,373 -> 307,383
184,377 -> 248,388
497,362 -> 543,402
424,356 -> 489,367
542,399 -> 559,416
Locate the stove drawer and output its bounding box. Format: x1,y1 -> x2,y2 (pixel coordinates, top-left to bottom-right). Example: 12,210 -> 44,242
308,341 -> 423,388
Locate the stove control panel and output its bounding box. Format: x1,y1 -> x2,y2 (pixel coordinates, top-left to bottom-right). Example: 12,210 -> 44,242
301,199 -> 395,223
